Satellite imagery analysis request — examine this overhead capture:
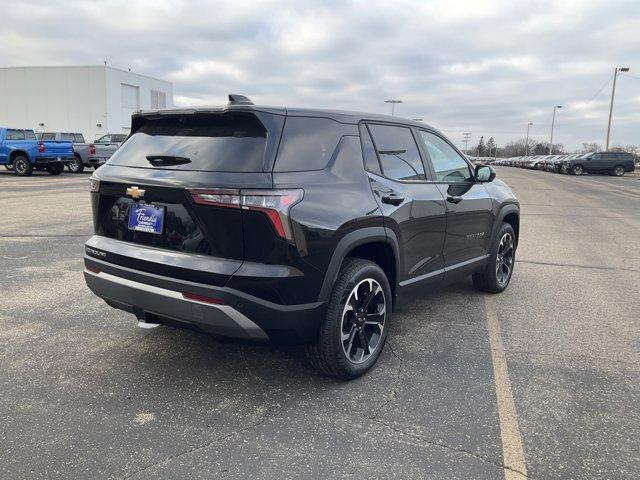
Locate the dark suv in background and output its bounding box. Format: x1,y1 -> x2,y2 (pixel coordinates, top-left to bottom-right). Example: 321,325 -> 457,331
84,95 -> 519,379
564,151 -> 636,176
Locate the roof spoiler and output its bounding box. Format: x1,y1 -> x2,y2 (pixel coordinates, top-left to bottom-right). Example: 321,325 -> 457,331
228,94 -> 254,105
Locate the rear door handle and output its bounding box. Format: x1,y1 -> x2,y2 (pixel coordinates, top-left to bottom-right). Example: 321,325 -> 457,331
381,193 -> 405,206
446,195 -> 463,204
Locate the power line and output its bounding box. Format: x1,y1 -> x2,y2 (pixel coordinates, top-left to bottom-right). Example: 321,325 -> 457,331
570,73 -> 614,114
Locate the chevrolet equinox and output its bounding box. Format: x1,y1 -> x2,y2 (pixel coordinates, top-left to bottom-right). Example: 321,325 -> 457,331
84,95 -> 520,379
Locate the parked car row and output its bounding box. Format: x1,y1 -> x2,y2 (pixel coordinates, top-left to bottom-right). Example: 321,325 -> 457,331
0,128 -> 74,175
491,152 -> 636,176
37,132 -> 127,173
0,127 -> 127,176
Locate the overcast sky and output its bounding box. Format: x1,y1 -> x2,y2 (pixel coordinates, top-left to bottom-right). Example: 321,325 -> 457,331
2,0 -> 639,150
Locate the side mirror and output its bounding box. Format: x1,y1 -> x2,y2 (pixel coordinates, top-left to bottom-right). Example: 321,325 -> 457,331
475,165 -> 496,182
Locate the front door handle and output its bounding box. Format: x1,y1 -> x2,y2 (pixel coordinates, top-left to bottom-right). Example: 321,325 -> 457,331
381,193 -> 405,206
446,195 -> 463,204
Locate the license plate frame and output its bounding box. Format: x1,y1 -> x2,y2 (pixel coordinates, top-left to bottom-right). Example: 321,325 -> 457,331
128,203 -> 165,235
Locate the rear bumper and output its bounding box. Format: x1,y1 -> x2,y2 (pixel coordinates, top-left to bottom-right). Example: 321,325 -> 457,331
83,243 -> 326,343
35,156 -> 73,165
89,157 -> 109,167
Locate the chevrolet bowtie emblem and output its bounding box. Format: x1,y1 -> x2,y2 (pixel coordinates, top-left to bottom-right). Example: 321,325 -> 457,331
126,186 -> 146,199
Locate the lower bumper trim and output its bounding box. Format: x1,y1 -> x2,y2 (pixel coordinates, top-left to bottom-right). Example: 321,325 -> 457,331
84,269 -> 268,341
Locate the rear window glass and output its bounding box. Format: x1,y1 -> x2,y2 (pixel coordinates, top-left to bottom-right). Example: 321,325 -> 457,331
274,117 -> 345,172
6,130 -> 25,140
108,113 -> 267,172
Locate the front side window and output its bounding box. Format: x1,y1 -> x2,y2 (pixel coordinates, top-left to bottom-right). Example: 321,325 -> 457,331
359,124 -> 381,175
96,135 -> 112,143
368,124 -> 426,181
419,131 -> 472,182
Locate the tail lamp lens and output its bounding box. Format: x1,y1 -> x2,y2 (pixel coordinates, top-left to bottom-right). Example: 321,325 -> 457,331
89,144 -> 96,155
89,177 -> 100,192
38,142 -> 45,153
189,188 -> 303,242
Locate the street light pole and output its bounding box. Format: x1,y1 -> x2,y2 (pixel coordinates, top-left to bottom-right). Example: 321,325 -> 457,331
525,122 -> 533,156
384,99 -> 402,116
605,67 -> 629,151
549,105 -> 562,155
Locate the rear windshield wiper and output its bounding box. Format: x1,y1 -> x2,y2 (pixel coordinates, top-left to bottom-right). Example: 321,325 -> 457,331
146,155 -> 191,166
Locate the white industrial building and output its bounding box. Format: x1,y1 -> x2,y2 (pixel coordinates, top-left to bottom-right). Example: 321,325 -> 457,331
0,65 -> 173,141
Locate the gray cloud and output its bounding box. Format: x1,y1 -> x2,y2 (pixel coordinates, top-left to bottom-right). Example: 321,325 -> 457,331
2,0 -> 639,150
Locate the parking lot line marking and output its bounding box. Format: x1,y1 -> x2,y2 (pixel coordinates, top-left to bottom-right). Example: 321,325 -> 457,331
485,295 -> 528,479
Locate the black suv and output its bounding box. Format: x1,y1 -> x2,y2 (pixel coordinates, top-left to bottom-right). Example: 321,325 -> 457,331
564,151 -> 636,176
84,95 -> 519,379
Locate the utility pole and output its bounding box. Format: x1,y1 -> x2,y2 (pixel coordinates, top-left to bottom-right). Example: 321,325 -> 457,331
605,67 -> 630,151
462,132 -> 471,153
525,122 -> 533,155
384,99 -> 402,116
549,105 -> 562,154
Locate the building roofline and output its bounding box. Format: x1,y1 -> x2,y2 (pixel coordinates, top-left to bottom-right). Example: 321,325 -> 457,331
0,65 -> 172,85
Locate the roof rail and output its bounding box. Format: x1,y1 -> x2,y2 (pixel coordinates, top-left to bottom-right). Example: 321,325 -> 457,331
228,94 -> 254,105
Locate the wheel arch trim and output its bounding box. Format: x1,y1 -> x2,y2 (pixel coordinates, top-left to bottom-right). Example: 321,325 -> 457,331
318,227 -> 400,302
491,204 -> 520,247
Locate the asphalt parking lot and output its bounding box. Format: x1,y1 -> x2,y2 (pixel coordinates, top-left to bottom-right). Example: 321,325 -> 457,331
1,167 -> 639,479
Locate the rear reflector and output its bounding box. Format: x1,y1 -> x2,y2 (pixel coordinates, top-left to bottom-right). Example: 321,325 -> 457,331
182,292 -> 226,305
189,188 -> 303,242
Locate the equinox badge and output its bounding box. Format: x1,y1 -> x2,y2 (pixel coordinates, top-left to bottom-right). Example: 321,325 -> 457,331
126,186 -> 146,200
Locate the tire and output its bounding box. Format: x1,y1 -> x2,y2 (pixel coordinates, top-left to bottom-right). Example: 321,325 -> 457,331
305,258 -> 392,379
612,165 -> 625,177
571,164 -> 584,176
473,223 -> 516,294
68,155 -> 84,173
46,164 -> 64,175
13,156 -> 33,176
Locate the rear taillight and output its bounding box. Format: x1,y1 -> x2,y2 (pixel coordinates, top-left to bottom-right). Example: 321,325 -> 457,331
38,142 -> 45,153
190,188 -> 303,242
89,177 -> 100,192
89,144 -> 96,155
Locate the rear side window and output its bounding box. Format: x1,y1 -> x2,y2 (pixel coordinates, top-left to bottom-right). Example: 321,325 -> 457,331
368,124 -> 426,181
274,117 -> 345,172
60,133 -> 74,141
73,134 -> 85,143
24,130 -> 36,140
112,134 -> 127,143
109,113 -> 267,172
6,130 -> 25,140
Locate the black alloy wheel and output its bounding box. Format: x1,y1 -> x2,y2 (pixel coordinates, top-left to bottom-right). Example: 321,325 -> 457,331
340,278 -> 386,364
495,232 -> 515,287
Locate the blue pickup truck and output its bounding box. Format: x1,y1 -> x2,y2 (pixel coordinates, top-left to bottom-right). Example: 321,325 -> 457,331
0,127 -> 75,176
